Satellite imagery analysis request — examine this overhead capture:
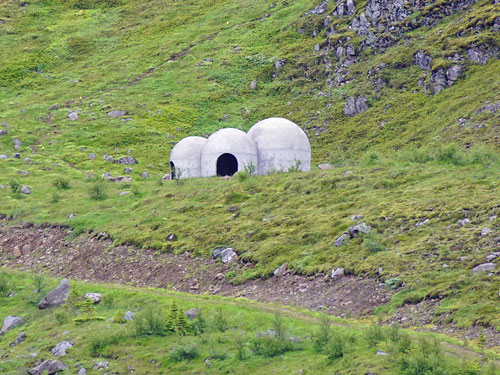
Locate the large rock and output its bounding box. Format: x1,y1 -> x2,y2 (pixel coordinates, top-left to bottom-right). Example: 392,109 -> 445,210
117,156 -> 138,165
330,267 -> 345,278
212,247 -> 238,263
20,185 -> 31,194
38,279 -> 70,309
0,316 -> 24,335
84,293 -> 102,304
28,360 -> 67,375
51,341 -> 74,357
107,110 -> 127,118
344,96 -> 368,117
349,223 -> 371,238
273,263 -> 288,277
472,263 -> 496,275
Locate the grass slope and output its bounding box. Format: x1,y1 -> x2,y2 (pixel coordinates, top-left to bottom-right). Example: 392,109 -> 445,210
0,271 -> 498,375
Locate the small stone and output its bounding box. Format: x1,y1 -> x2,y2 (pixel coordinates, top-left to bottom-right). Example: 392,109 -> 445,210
17,170 -> 30,176
10,331 -> 26,347
68,111 -> 79,120
273,263 -> 288,277
88,153 -> 96,160
140,171 -> 150,178
249,80 -> 257,90
317,163 -> 333,170
117,156 -> 138,165
84,293 -> 102,304
77,368 -> 87,375
20,185 -> 31,194
472,263 -> 496,275
334,233 -> 349,246
456,218 -> 470,227
0,154 -> 7,159
107,110 -> 127,118
486,252 -> 500,262
0,129 -> 8,136
124,167 -> 133,173
481,227 -> 492,236
162,173 -> 171,180
376,350 -> 388,356
186,308 -> 200,320
49,104 -> 59,110
23,157 -> 32,164
13,138 -> 22,150
51,341 -> 74,357
330,268 -> 345,278
119,191 -> 130,196
167,233 -> 177,241
348,223 -> 371,238
490,215 -> 497,221
93,361 -> 109,370
0,316 -> 25,335
123,311 -> 134,321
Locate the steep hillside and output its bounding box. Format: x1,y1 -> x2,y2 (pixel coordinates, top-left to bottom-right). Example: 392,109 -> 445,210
0,0 -> 500,357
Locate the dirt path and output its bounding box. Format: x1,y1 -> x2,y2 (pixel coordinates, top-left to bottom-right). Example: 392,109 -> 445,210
1,219 -> 500,353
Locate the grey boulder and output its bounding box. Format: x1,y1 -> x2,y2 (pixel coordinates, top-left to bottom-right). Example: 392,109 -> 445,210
212,247 -> 238,263
330,268 -> 345,278
349,223 -> 371,238
38,278 -> 70,309
28,360 -> 67,375
117,156 -> 138,165
274,263 -> 288,277
334,233 -> 349,246
0,315 -> 25,335
344,96 -> 368,117
186,308 -> 201,320
124,311 -> 135,321
107,110 -> 127,118
51,341 -> 74,357
10,331 -> 26,347
20,185 -> 31,194
84,293 -> 102,304
472,263 -> 496,275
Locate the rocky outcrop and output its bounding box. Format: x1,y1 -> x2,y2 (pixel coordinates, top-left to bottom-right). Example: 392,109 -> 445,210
472,263 -> 496,275
344,96 -> 368,116
38,278 -> 70,309
51,341 -> 74,357
0,316 -> 24,335
28,360 -> 67,375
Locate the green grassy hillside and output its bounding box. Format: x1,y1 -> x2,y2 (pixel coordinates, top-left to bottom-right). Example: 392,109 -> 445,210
1,271 -> 498,374
0,0 -> 499,361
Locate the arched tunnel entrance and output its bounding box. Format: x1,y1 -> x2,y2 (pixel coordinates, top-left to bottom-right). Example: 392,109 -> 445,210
217,153 -> 238,177
170,161 -> 176,180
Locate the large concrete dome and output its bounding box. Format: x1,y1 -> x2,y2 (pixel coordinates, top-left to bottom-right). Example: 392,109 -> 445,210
201,128 -> 258,177
169,136 -> 207,178
247,117 -> 311,174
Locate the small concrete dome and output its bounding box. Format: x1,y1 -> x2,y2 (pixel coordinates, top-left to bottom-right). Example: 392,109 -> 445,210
169,136 -> 207,178
247,117 -> 311,174
201,128 -> 258,177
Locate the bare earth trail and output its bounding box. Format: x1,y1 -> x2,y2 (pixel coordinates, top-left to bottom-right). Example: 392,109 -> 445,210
1,219 -> 500,360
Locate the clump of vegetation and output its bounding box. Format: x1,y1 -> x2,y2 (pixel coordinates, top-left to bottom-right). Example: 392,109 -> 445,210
87,179 -> 108,200
53,177 -> 70,190
9,181 -> 20,194
0,272 -> 10,298
168,341 -> 200,362
74,299 -> 104,323
112,310 -> 126,324
133,303 -> 166,336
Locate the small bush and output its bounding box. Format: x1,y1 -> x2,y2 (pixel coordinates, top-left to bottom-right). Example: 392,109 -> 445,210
10,180 -> 20,193
398,146 -> 434,164
73,299 -> 104,323
287,160 -> 303,173
133,303 -> 166,336
244,162 -> 256,176
53,177 -> 70,190
235,170 -> 249,182
361,151 -> 381,166
468,145 -> 498,167
89,333 -> 125,357
250,335 -> 298,357
233,332 -> 247,360
88,179 -> 108,200
363,232 -> 385,253
212,307 -> 228,332
0,273 -> 10,298
365,324 -> 385,348
168,342 -> 200,362
54,310 -> 69,325
325,333 -> 349,361
398,338 -> 448,375
112,310 -> 126,324
51,192 -> 60,203
313,316 -> 333,353
434,143 -> 466,166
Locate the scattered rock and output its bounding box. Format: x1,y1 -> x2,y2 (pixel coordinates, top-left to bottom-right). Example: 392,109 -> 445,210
38,278 -> 70,309
124,167 -> 133,173
249,80 -> 257,90
117,156 -> 138,165
317,163 -> 333,170
123,311 -> 134,321
10,331 -> 26,347
51,341 -> 74,357
13,138 -> 22,150
28,360 -> 67,375
140,171 -> 150,178
0,154 -> 7,159
107,110 -> 127,118
167,233 -> 177,242
481,227 -> 492,236
24,157 -> 32,164
68,111 -> 79,121
490,215 -> 497,222
186,308 -> 201,320
103,155 -> 114,163
0,316 -> 25,335
88,153 -> 96,160
348,223 -> 371,238
49,104 -> 59,110
376,350 -> 388,356
456,218 -> 470,227
84,293 -> 102,304
331,268 -> 345,278
102,172 -> 113,180
162,173 -> 171,180
0,129 -> 8,136
472,263 -> 496,275
227,206 -> 239,212
77,368 -> 87,375
93,361 -> 109,370
274,263 -> 289,277
344,96 -> 368,117
119,191 -> 130,196
17,170 -> 30,176
20,185 -> 31,194
486,253 -> 500,262
212,247 -> 238,264
414,50 -> 432,70
334,233 -> 350,246
415,219 -> 429,227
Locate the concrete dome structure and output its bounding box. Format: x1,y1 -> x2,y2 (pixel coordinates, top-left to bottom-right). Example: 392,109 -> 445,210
169,136 -> 207,179
248,117 -> 311,174
200,129 -> 258,177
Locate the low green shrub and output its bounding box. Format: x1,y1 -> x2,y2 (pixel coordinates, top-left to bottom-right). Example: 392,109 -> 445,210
0,272 -> 10,298
365,324 -> 385,348
112,310 -> 126,324
134,303 -> 166,336
54,310 -> 69,325
10,181 -> 20,193
168,341 -> 200,362
88,180 -> 108,200
89,333 -> 126,357
53,177 -> 70,190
